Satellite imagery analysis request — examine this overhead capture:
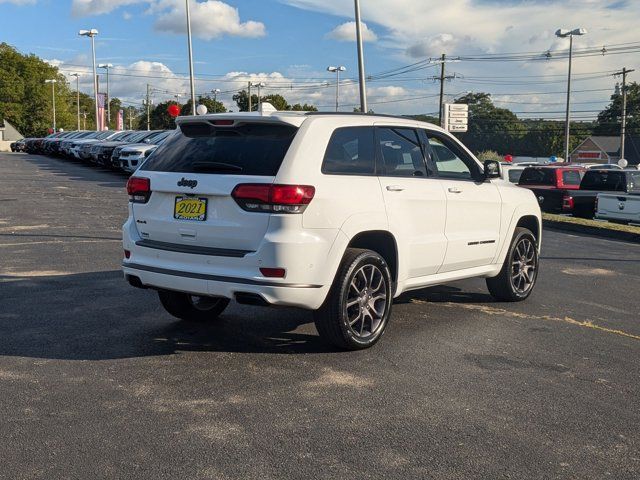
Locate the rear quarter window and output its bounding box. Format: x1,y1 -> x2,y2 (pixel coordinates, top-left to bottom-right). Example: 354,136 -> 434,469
141,122 -> 298,176
321,127 -> 375,175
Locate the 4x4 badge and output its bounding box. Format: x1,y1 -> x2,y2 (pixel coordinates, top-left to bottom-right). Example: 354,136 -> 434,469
177,178 -> 197,189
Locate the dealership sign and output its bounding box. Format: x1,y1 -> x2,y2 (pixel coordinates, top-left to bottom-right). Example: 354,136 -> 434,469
442,103 -> 468,133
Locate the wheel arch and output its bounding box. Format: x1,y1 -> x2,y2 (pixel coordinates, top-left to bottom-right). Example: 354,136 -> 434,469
347,230 -> 399,287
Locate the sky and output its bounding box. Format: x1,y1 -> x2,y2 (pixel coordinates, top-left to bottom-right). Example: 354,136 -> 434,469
1,0 -> 638,118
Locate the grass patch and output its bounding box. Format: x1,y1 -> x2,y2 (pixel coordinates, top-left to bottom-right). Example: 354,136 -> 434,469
543,213 -> 640,234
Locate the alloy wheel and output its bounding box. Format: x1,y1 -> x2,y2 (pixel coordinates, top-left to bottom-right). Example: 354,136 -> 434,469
345,264 -> 388,339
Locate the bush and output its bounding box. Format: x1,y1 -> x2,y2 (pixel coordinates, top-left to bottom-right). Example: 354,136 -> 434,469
476,150 -> 503,162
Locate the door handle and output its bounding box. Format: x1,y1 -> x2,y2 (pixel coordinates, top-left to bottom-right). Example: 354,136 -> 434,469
386,185 -> 405,192
448,187 -> 462,194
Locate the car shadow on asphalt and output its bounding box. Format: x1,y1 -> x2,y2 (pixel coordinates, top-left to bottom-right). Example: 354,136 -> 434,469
22,155 -> 129,188
0,272 -> 498,360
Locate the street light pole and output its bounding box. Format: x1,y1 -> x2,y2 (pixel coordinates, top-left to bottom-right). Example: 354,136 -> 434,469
556,27 -> 587,162
354,0 -> 368,113
327,66 -> 346,112
70,73 -> 80,130
45,79 -> 57,131
185,0 -> 196,115
249,82 -> 265,111
79,29 -> 99,131
98,64 -> 113,128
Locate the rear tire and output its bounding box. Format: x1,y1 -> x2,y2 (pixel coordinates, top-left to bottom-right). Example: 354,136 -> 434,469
486,227 -> 539,302
158,289 -> 229,322
314,248 -> 393,350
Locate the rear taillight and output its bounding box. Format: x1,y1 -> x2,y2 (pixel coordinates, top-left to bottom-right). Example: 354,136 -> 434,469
127,177 -> 151,204
562,194 -> 574,211
231,184 -> 315,214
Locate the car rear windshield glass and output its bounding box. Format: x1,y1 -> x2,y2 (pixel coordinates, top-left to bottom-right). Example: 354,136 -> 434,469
562,170 -> 582,185
580,171 -> 626,191
518,168 -> 555,185
141,122 -> 298,176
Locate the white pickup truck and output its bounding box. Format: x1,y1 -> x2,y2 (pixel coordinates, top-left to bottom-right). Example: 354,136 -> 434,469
595,170 -> 640,224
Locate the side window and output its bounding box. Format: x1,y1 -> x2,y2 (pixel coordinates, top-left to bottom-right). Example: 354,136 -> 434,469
322,127 -> 375,175
425,132 -> 479,180
377,127 -> 427,177
562,170 -> 582,186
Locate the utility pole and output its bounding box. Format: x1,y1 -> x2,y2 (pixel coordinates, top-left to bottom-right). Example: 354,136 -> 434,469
429,54 -> 457,126
614,67 -> 635,160
128,106 -> 133,130
45,79 -> 57,131
185,0 -> 196,114
82,111 -> 87,130
438,53 -> 446,125
247,81 -> 252,112
146,84 -> 151,131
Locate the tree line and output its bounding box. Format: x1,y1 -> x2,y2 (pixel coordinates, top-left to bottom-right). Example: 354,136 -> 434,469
1,42 -> 637,158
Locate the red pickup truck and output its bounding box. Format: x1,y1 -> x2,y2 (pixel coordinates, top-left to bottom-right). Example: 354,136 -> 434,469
518,165 -> 586,213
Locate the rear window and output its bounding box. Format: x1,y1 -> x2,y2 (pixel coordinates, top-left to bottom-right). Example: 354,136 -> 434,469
580,171 -> 626,191
518,168 -> 555,186
562,170 -> 582,186
141,122 -> 298,176
508,169 -> 524,183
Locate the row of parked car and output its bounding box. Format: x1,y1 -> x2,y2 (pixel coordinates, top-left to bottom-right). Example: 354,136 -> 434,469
11,129 -> 172,173
512,163 -> 640,224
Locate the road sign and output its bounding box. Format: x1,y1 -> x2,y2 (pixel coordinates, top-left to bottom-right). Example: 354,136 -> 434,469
442,103 -> 468,133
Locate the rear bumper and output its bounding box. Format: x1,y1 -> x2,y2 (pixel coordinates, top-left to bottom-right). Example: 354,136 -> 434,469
122,262 -> 328,309
122,216 -> 345,310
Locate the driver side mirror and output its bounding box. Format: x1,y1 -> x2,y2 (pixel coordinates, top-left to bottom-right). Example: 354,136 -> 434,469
483,160 -> 501,180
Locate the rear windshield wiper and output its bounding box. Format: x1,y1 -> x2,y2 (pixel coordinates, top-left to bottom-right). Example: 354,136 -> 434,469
192,162 -> 243,172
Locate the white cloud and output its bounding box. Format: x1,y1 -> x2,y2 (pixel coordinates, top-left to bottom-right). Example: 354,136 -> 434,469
71,0 -> 141,16
71,0 -> 266,40
154,0 -> 266,40
123,11 -> 132,20
326,21 -> 377,42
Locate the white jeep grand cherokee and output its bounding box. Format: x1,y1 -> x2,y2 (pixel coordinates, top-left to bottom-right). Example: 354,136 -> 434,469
122,109 -> 541,350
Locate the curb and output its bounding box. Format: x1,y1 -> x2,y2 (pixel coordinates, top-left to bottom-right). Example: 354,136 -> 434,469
542,219 -> 640,243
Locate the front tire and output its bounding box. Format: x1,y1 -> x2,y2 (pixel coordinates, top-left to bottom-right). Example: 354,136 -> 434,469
486,227 -> 539,302
158,289 -> 229,322
314,248 -> 393,350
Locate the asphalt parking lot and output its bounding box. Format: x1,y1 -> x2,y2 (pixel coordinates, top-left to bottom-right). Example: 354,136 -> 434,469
1,152 -> 639,480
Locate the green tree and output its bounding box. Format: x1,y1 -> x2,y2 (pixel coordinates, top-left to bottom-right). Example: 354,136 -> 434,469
594,82 -> 639,136
453,92 -> 525,154
233,90 -> 259,112
180,96 -> 227,116
0,42 -> 78,136
150,101 -> 180,130
291,103 -> 318,112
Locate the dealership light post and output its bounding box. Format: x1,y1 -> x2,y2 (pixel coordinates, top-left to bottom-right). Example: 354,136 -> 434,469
78,29 -> 99,130
44,79 -> 57,131
185,0 -> 196,115
98,64 -> 113,128
327,66 -> 346,112
211,89 -> 221,112
556,27 -> 587,162
354,0 -> 367,113
70,73 -> 81,130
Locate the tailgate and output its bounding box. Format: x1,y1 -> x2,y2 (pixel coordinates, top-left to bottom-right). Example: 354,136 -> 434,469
131,172 -> 273,252
130,119 -> 299,252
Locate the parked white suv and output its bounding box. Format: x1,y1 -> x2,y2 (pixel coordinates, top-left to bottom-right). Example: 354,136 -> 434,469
122,109 -> 541,349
